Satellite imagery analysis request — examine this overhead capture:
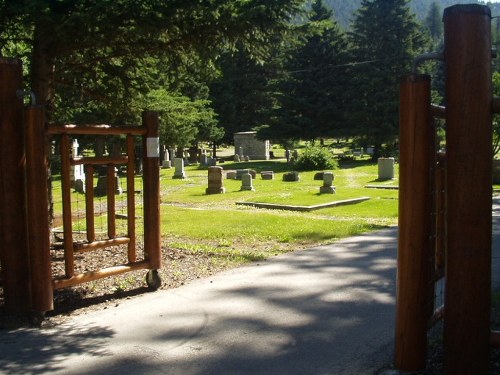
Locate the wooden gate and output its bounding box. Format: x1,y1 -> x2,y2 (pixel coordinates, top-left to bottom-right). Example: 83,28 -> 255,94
46,112 -> 162,293
0,59 -> 161,317
396,4 -> 494,374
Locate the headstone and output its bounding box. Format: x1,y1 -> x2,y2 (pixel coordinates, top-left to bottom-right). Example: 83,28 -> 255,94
378,157 -> 395,180
74,179 -> 85,194
313,172 -> 324,181
234,154 -> 240,162
200,154 -> 208,166
238,146 -> 244,158
206,166 -> 225,194
72,139 -> 79,158
173,157 -> 187,179
240,173 -> 255,191
283,171 -> 300,182
226,170 -> 237,179
292,149 -> 299,161
244,155 -> 251,162
319,171 -> 336,194
162,148 -> 171,168
236,169 -> 256,179
261,171 -> 274,180
70,139 -> 86,193
207,157 -> 217,167
285,149 -> 291,163
236,169 -> 249,180
94,173 -> 123,197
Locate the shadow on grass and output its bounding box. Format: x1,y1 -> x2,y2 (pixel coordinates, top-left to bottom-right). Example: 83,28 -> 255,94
366,178 -> 397,183
338,159 -> 377,169
290,224 -> 390,243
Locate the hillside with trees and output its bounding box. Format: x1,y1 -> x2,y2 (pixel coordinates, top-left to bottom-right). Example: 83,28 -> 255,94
321,0 -> 500,29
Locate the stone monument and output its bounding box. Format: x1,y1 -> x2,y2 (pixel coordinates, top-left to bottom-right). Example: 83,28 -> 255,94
319,172 -> 336,194
240,172 -> 255,191
206,166 -> 225,194
173,157 -> 187,179
234,131 -> 270,160
162,148 -> 171,168
70,139 -> 86,193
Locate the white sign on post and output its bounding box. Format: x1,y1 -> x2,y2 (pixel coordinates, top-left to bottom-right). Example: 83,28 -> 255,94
146,137 -> 160,158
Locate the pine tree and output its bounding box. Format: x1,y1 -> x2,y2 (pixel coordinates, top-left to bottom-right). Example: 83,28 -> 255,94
424,1 -> 443,44
348,0 -> 428,157
260,0 -> 351,144
209,43 -> 280,145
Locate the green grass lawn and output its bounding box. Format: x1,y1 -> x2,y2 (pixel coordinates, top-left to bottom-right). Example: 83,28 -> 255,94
52,159 -> 399,268
158,160 -> 399,263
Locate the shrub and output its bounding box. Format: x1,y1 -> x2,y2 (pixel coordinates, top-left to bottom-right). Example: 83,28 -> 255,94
292,146 -> 338,171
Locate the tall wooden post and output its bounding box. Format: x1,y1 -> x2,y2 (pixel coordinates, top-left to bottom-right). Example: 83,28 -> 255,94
395,74 -> 434,371
142,111 -> 161,270
0,58 -> 31,314
443,5 -> 492,374
25,106 -> 53,313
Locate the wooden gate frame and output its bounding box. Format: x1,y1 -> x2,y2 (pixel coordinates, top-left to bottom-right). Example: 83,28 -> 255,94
396,4 -> 494,374
46,112 -> 162,292
0,58 -> 161,316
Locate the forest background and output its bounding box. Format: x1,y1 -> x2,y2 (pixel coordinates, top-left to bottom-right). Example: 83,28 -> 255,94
2,0 -> 500,160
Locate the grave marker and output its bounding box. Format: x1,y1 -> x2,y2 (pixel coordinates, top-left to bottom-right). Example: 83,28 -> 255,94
319,171 -> 336,194
173,157 -> 187,179
240,172 -> 255,191
206,166 -> 225,194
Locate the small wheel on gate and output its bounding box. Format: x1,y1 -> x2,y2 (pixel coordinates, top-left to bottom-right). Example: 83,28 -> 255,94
30,311 -> 46,327
146,270 -> 161,291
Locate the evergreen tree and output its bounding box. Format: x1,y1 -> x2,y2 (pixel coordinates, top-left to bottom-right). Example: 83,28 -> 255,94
259,0 -> 351,144
0,0 -> 306,124
348,0 -> 428,157
311,0 -> 334,21
209,43 -> 280,145
424,1 -> 443,45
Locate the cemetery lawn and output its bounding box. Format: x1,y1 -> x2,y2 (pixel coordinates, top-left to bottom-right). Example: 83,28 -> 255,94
38,159 -> 398,323
159,159 -> 398,267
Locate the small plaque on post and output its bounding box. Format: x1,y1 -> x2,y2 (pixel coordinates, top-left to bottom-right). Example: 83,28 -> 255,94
146,137 -> 159,158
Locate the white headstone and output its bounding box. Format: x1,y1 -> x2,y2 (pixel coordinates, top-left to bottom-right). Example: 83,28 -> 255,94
71,138 -> 85,193
378,157 -> 395,180
173,158 -> 187,179
240,173 -> 255,191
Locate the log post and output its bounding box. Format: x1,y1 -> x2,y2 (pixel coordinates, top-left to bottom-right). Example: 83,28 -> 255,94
126,135 -> 136,262
443,5 -> 492,374
25,106 -> 53,313
142,111 -> 161,270
0,58 -> 31,314
395,74 -> 434,371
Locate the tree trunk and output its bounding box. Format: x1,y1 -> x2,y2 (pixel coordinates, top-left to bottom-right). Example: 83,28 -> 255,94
30,21 -> 56,226
212,142 -> 217,159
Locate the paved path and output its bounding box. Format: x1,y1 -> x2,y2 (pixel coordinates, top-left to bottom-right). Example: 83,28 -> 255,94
1,206 -> 500,375
0,228 -> 398,375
